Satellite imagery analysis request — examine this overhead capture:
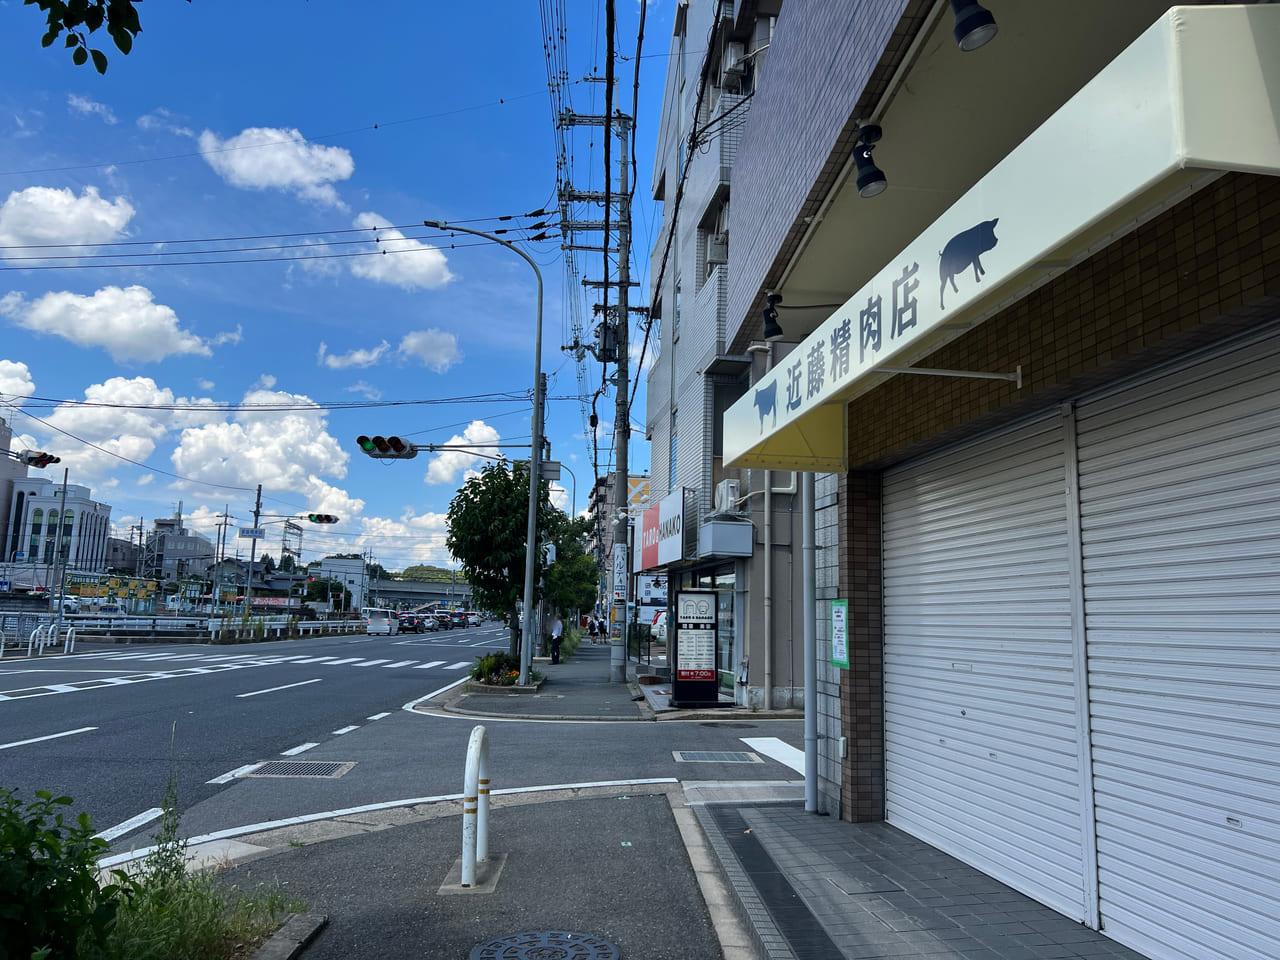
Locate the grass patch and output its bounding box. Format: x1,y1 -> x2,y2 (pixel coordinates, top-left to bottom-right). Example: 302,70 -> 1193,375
1,734 -> 303,960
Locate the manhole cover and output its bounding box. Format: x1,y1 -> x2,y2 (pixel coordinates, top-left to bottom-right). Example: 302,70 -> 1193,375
470,931 -> 619,959
247,760 -> 353,778
673,750 -> 762,763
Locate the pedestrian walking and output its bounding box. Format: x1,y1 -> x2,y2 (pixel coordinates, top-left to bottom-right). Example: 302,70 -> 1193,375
587,617 -> 598,642
549,614 -> 563,664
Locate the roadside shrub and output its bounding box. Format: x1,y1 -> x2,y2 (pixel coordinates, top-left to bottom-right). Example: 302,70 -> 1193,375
0,787 -> 127,960
470,651 -> 541,685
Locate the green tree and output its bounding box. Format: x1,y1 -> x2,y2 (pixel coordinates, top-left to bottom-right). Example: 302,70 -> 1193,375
24,0 -> 161,74
543,513 -> 600,615
446,461 -> 553,657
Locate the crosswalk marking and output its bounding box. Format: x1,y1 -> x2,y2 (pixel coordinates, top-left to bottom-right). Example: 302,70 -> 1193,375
0,651 -> 476,702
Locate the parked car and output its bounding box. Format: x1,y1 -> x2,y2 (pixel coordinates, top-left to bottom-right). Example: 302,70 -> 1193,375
651,610 -> 668,643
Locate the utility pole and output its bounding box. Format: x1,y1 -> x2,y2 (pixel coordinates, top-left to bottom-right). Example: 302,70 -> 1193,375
244,484 -> 262,617
558,107 -> 635,682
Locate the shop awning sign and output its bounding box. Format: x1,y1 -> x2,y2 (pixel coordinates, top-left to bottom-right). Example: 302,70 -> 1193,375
635,488 -> 688,572
723,5 -> 1280,471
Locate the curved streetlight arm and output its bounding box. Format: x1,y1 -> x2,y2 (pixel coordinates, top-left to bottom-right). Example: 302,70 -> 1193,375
425,220 -> 544,686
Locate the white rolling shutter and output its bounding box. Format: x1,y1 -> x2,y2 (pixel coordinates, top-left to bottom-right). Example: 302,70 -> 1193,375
1076,331 -> 1280,960
883,413 -> 1087,919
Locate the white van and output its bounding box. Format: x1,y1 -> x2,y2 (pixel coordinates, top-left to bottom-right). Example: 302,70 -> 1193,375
362,607 -> 399,635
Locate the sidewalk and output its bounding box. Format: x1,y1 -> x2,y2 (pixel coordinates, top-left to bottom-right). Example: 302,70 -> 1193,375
203,644 -> 1149,960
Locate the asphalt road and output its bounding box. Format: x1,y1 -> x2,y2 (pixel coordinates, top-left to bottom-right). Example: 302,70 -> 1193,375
1,625 -> 805,857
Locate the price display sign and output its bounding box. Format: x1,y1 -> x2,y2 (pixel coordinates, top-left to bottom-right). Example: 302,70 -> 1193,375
671,589 -> 721,708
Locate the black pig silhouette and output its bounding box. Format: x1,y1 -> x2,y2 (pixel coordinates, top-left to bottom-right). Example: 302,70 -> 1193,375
753,381 -> 777,431
939,218 -> 998,309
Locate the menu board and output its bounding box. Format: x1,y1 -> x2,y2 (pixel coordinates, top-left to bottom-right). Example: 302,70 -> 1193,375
672,589 -> 720,707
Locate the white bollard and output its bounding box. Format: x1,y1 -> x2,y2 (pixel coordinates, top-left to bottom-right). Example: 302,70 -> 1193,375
461,724 -> 490,888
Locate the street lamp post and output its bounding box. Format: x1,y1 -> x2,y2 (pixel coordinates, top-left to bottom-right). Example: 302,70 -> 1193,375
424,219 -> 544,686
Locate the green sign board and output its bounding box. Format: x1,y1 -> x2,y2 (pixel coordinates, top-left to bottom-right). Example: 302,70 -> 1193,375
830,599 -> 849,669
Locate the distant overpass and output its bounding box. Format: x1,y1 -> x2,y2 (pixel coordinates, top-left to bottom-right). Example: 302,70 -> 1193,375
366,579 -> 474,610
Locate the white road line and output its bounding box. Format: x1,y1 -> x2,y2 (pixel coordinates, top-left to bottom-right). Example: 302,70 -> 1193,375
413,661 -> 446,669
444,661 -> 470,670
0,726 -> 98,750
331,725 -> 360,735
740,736 -> 806,774
353,659 -> 392,667
207,762 -> 264,784
290,657 -> 338,664
235,678 -> 323,698
280,742 -> 319,756
382,660 -> 416,669
366,712 -> 392,720
324,658 -> 363,665
95,807 -> 164,842
43,684 -> 80,693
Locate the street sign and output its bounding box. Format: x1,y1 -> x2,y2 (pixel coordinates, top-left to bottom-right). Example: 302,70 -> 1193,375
238,527 -> 265,539
0,580 -> 9,592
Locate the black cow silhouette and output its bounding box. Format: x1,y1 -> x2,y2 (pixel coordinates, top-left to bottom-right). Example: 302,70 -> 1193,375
939,218 -> 999,309
753,381 -> 777,431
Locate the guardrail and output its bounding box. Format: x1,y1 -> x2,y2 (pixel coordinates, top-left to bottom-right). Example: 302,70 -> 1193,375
461,724 -> 491,888
0,610 -> 366,651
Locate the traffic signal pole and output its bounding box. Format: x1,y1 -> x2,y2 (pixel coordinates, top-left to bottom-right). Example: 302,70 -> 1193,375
244,484 -> 262,617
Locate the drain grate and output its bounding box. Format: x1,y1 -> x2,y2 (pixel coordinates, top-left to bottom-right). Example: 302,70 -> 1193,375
470,931 -> 619,959
673,750 -> 762,764
247,760 -> 354,779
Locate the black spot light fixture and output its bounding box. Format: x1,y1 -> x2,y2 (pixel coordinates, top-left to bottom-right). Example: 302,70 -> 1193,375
853,123 -> 886,199
763,293 -> 784,341
951,0 -> 998,52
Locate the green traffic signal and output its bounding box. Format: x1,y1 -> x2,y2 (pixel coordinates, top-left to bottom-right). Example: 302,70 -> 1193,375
357,435 -> 377,453
306,514 -> 339,524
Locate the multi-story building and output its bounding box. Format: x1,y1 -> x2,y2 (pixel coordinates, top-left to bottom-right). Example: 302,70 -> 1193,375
141,514 -> 216,582
645,0 -> 807,710
584,472 -> 650,605
1,417 -> 111,590
686,1 -> 1280,958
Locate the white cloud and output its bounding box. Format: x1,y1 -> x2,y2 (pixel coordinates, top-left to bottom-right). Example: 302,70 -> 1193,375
198,127 -> 354,207
0,360 -> 35,402
68,94 -> 117,124
349,212 -> 453,290
137,107 -> 193,137
399,329 -> 461,373
36,376 -> 218,480
197,379 -> 215,391
171,387 -> 359,511
0,185 -> 134,247
425,420 -> 501,486
317,340 -> 390,370
0,286 -> 222,363
346,381 -> 381,401
360,511 -> 453,567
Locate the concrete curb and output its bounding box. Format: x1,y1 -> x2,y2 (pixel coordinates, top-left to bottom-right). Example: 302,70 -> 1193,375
249,913 -> 329,960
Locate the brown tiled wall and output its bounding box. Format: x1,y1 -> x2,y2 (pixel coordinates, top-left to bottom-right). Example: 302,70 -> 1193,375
838,470 -> 884,823
845,172 -> 1280,469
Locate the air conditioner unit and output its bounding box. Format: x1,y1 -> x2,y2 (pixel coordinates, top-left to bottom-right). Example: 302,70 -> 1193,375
705,232 -> 728,266
714,478 -> 741,512
720,41 -> 746,85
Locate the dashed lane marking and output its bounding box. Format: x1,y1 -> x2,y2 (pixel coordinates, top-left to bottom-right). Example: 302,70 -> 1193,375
280,742 -> 318,756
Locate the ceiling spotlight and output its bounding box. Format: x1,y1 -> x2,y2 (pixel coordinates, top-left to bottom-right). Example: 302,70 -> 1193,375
951,0 -> 998,52
763,293 -> 784,341
853,124 -> 886,199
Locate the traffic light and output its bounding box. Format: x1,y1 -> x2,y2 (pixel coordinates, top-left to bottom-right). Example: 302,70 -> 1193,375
356,435 -> 418,459
306,514 -> 339,524
17,449 -> 60,468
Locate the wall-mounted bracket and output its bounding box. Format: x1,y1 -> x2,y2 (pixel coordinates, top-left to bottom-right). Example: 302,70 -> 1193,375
875,364 -> 1023,389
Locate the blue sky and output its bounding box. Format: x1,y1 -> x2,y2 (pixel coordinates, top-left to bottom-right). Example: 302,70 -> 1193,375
0,0 -> 664,571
